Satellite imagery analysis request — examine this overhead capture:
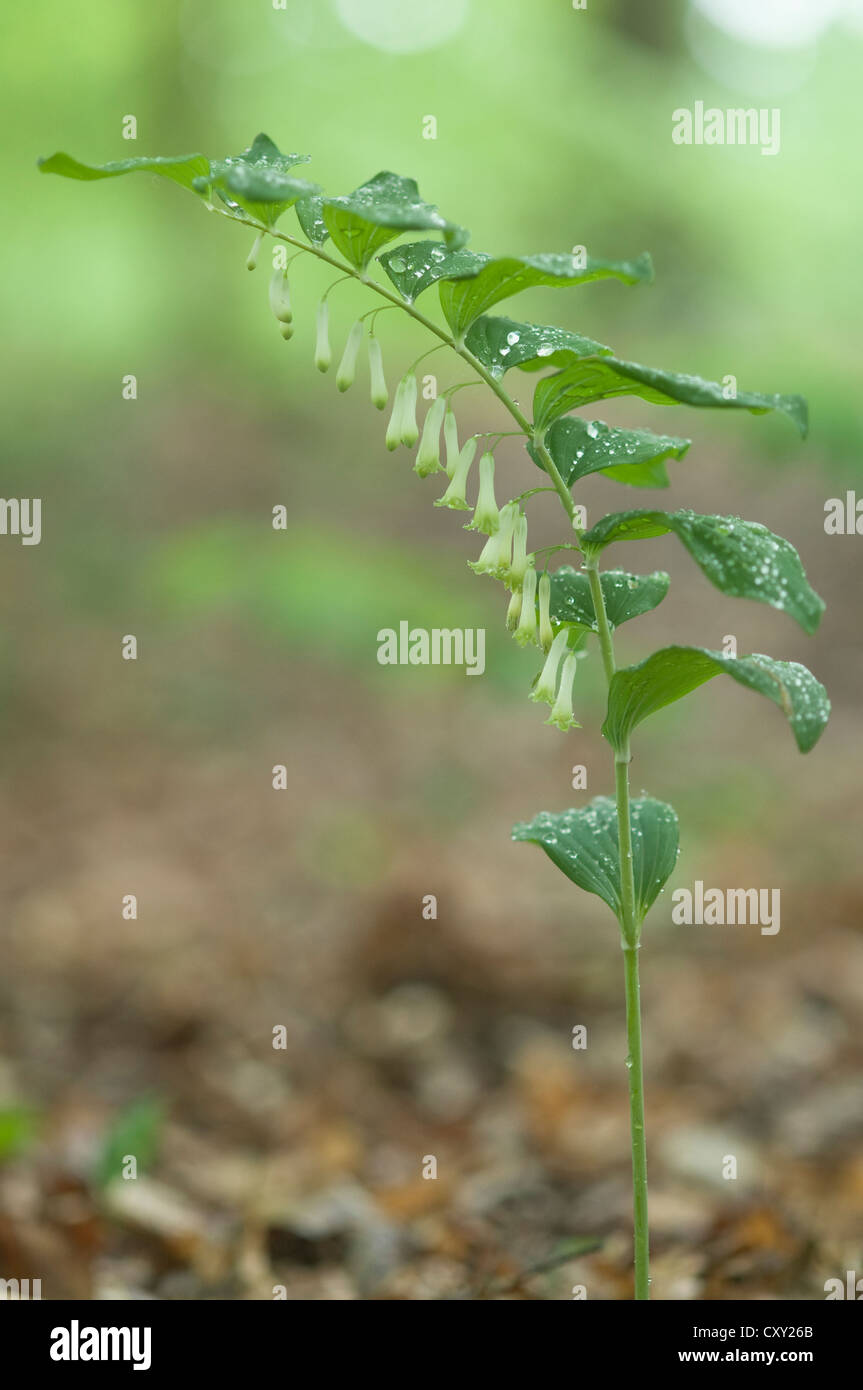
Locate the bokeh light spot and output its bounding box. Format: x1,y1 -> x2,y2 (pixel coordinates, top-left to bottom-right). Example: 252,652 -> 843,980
335,0 -> 469,55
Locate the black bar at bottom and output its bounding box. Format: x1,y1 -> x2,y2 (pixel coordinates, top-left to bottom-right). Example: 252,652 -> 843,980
0,1296 -> 857,1376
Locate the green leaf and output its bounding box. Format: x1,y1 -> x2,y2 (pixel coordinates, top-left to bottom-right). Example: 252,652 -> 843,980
440,251 -> 653,338
581,509 -> 825,635
466,316 -> 612,379
38,150 -> 209,194
228,132 -> 310,174
533,354 -> 808,433
323,172 -> 468,270
96,1096 -> 164,1190
548,567 -> 670,630
378,242 -> 488,302
512,796 -> 679,925
37,135 -> 318,226
604,647 -> 830,755
212,167 -> 318,225
193,133 -> 315,227
296,192 -> 329,245
529,416 -> 691,489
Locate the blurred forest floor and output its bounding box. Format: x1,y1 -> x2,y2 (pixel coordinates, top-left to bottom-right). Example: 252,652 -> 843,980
0,405 -> 861,1301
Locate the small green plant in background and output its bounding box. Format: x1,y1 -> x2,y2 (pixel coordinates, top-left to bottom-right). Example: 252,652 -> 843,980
39,134 -> 830,1300
96,1096 -> 164,1191
0,1105 -> 39,1161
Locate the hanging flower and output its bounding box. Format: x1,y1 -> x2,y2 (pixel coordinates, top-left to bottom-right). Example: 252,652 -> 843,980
246,232 -> 264,271
444,407 -> 460,478
315,299 -> 331,373
538,572 -> 554,652
399,373 -> 419,447
530,629 -> 570,705
336,320 -> 364,392
367,336 -> 388,409
385,376 -> 408,451
415,396 -> 447,476
506,586 -> 523,630
268,268 -> 292,324
514,565 -> 539,647
434,437 -> 477,509
509,513 -> 530,589
546,652 -> 581,731
465,452 -> 500,535
469,501 -> 517,578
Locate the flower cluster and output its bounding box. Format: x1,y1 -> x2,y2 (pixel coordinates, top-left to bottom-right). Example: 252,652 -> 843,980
265,267 -> 583,732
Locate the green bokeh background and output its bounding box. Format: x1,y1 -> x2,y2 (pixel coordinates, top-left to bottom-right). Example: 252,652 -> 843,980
5,0 -> 858,856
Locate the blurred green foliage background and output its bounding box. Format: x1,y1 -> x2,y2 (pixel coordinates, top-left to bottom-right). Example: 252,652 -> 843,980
4,0 -> 858,848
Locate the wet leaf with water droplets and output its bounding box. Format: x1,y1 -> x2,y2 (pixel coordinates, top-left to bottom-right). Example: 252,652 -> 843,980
547,567 -> 670,631
38,149 -> 210,194
39,136 -> 317,227
529,416 -> 691,488
440,251 -> 653,337
323,172 -> 468,270
192,133 -> 316,226
604,647 -> 830,754
466,316 -> 612,378
296,192 -> 329,245
512,796 -> 679,927
581,509 -> 825,635
533,355 -> 808,435
378,241 -> 488,302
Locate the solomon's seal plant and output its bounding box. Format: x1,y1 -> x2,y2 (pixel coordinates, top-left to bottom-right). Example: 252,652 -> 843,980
39,134 -> 830,1300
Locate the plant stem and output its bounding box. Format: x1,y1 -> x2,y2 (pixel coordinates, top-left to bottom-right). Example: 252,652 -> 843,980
586,554 -> 649,1299
584,560 -> 615,683
614,745 -> 638,943
622,937 -> 650,1300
